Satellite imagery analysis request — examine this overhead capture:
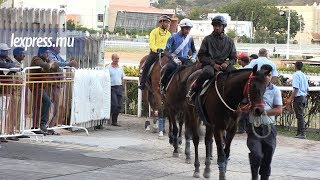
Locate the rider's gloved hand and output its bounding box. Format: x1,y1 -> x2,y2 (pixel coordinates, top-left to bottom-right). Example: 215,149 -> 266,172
173,57 -> 182,65
157,48 -> 164,53
190,58 -> 196,63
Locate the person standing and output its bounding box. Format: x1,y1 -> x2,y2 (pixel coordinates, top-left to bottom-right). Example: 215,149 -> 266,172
30,47 -> 59,134
138,15 -> 171,90
188,15 -> 237,95
237,52 -> 250,69
108,54 -> 125,126
247,64 -> 282,180
286,61 -> 309,139
246,48 -> 278,83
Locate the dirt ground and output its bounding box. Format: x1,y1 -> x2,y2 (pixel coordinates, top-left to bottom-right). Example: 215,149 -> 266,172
105,51 -> 148,65
105,51 -> 283,67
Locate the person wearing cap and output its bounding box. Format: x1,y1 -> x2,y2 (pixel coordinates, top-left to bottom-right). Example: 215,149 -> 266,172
0,43 -> 18,71
161,18 -> 197,91
158,18 -> 196,137
30,47 -> 59,134
286,61 -> 309,139
13,47 -> 26,68
138,15 -> 171,90
246,48 -> 278,83
237,52 -> 250,69
188,15 -> 236,96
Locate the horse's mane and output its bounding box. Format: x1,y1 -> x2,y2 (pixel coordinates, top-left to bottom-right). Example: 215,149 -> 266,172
221,68 -> 253,78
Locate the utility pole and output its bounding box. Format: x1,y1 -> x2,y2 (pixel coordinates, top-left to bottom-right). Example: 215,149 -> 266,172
124,11 -> 127,35
250,11 -> 254,43
286,9 -> 290,60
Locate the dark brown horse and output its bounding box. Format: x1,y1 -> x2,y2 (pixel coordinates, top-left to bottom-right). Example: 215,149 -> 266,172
161,61 -> 201,161
139,54 -> 169,134
186,65 -> 270,179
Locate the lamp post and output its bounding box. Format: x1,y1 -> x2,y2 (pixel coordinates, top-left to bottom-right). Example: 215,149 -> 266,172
280,9 -> 291,60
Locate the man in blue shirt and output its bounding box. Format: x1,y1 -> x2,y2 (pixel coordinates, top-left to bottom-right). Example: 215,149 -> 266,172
247,64 -> 282,180
48,44 -> 77,67
160,18 -> 197,90
108,54 -> 125,126
286,61 -> 309,139
246,48 -> 278,83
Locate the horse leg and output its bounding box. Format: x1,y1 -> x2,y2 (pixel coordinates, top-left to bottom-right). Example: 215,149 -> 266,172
168,111 -> 174,144
184,118 -> 191,164
224,123 -> 237,172
203,125 -> 213,178
192,124 -> 200,178
214,128 -> 227,180
178,118 -> 183,145
172,119 -> 179,157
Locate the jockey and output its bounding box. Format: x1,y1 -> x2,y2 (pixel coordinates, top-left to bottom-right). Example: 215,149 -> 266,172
188,15 -> 237,96
138,15 -> 171,90
160,18 -> 197,90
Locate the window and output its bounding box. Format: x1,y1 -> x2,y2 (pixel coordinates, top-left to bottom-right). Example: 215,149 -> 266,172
97,14 -> 103,22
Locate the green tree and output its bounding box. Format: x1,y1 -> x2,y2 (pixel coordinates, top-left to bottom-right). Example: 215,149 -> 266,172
226,29 -> 236,39
155,0 -> 177,9
189,6 -> 211,20
217,0 -> 304,42
66,19 -> 75,30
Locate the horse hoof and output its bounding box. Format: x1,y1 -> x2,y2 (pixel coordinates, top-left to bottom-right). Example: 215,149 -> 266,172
219,172 -> 226,180
193,171 -> 200,178
158,131 -> 163,137
145,126 -> 150,131
203,171 -> 210,178
172,152 -> 179,158
185,158 -> 191,164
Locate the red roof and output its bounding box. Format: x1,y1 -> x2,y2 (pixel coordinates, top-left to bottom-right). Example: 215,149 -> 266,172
310,32 -> 320,40
109,5 -> 174,14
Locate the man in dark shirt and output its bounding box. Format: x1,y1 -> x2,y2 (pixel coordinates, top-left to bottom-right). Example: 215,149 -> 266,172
188,16 -> 237,95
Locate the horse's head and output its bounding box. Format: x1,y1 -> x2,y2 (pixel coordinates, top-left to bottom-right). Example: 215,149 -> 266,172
244,64 -> 271,116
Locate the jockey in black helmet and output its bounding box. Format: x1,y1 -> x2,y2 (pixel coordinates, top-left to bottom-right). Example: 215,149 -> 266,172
188,15 -> 237,96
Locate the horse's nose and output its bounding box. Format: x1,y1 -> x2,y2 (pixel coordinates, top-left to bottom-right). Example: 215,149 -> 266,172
253,107 -> 264,116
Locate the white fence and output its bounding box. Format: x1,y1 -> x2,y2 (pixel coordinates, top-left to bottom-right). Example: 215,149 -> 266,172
0,67 -> 112,138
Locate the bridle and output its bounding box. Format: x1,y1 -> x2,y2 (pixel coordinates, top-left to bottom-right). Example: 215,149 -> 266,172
240,72 -> 264,112
215,72 -> 264,112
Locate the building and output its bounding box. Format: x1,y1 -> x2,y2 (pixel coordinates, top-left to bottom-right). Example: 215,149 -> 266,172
278,3 -> 320,44
106,0 -> 176,33
4,0 -> 109,30
188,14 -> 252,40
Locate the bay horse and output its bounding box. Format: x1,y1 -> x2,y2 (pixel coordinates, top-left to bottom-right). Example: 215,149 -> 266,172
187,65 -> 270,179
139,53 -> 169,134
161,61 -> 201,161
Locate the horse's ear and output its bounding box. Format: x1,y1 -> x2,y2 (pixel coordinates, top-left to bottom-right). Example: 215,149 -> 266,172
264,70 -> 272,76
252,64 -> 258,75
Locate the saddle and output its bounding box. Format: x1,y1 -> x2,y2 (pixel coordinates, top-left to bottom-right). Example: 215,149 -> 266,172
160,59 -> 192,93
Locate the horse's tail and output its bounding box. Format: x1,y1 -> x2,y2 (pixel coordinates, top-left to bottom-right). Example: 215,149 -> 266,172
195,94 -> 210,126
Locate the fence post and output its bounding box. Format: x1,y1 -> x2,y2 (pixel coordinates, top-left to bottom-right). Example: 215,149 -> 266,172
137,79 -> 142,117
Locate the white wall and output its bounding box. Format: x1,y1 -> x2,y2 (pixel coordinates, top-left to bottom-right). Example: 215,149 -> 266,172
228,21 -> 252,37
10,0 -> 108,30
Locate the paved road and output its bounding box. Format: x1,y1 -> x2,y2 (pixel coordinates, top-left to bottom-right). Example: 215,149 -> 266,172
0,115 -> 319,180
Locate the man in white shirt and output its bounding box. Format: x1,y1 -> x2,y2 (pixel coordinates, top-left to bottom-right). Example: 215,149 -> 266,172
108,54 -> 125,126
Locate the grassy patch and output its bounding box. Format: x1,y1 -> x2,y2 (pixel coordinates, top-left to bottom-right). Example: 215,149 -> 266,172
276,126 -> 320,141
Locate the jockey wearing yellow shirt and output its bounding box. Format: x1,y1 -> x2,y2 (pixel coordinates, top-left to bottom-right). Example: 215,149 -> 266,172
138,15 -> 171,90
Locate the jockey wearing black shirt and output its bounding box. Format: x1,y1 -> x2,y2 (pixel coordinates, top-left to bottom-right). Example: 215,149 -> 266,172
188,15 -> 237,95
